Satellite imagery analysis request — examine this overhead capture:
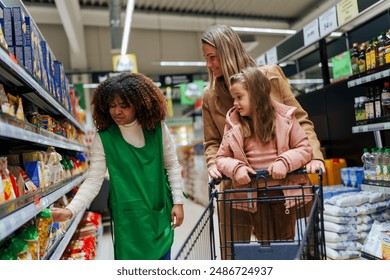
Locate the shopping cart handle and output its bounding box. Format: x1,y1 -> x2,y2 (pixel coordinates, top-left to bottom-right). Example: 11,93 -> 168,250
209,167 -> 321,188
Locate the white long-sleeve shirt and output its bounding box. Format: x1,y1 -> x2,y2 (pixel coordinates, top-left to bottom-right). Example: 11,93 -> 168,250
67,120 -> 184,217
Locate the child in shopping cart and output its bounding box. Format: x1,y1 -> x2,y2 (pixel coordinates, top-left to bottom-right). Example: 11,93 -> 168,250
215,66 -> 313,253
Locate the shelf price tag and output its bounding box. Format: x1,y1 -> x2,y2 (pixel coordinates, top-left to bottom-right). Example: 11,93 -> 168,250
303,18 -> 320,46
336,0 -> 359,26
384,123 -> 390,130
266,47 -> 278,65
362,126 -> 368,132
319,7 -> 338,37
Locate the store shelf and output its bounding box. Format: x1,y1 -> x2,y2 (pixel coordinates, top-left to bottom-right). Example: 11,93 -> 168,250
0,120 -> 86,152
347,68 -> 390,88
352,122 -> 390,133
0,47 -> 85,133
361,183 -> 390,194
47,208 -> 86,260
0,173 -> 86,241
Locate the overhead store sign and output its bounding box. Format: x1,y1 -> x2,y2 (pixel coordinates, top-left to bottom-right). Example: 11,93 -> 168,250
319,6 -> 338,37
337,0 -> 359,26
112,54 -> 138,73
303,19 -> 320,46
159,74 -> 193,87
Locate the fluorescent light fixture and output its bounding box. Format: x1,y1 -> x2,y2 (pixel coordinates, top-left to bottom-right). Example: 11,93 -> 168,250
83,83 -> 99,89
330,32 -> 343,37
160,61 -> 206,67
121,0 -> 134,56
232,26 -> 296,35
288,79 -> 323,84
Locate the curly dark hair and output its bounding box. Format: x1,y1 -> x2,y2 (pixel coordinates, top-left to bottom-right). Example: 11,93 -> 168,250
91,72 -> 167,131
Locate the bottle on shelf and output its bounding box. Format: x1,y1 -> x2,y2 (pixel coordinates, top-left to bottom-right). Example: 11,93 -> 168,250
366,39 -> 372,71
350,42 -> 360,76
382,148 -> 390,181
358,42 -> 367,74
377,32 -> 386,67
369,147 -> 378,181
375,147 -> 383,181
359,96 -> 367,125
361,147 -> 371,180
381,81 -> 390,118
374,85 -> 382,119
385,29 -> 390,65
370,36 -> 378,70
364,87 -> 375,122
354,96 -> 360,124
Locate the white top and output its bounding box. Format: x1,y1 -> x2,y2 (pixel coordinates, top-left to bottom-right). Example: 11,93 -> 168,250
67,120 -> 184,217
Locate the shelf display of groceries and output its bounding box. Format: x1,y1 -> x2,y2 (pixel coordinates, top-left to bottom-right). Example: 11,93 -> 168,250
0,2 -> 85,131
0,1 -> 90,260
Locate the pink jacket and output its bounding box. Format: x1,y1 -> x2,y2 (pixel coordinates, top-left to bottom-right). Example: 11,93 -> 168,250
216,100 -> 313,211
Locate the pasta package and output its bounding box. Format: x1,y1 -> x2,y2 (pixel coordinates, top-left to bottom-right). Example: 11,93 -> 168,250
36,209 -> 53,259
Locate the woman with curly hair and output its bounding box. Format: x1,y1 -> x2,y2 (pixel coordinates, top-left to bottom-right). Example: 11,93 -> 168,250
52,73 -> 185,260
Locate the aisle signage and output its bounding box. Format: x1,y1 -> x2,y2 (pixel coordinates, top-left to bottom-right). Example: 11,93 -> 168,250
303,19 -> 320,46
336,0 -> 359,26
159,74 -> 193,87
112,54 -> 138,73
266,48 -> 278,65
319,6 -> 338,37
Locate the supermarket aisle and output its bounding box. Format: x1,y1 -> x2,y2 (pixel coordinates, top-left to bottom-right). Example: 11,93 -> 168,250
95,197 -> 208,260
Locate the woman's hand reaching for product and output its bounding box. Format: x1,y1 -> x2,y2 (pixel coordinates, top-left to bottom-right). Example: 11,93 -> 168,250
208,166 -> 222,179
305,159 -> 325,174
51,208 -> 73,222
171,204 -> 184,229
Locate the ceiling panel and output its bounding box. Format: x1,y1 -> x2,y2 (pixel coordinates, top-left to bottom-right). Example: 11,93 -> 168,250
21,0 -> 339,76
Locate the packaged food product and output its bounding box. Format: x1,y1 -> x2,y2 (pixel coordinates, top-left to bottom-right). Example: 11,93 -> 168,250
36,208 -> 53,259
382,230 -> 390,260
20,225 -> 39,260
10,237 -> 32,260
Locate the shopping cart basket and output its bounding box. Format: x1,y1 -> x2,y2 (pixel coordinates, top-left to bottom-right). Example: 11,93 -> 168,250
174,168 -> 326,260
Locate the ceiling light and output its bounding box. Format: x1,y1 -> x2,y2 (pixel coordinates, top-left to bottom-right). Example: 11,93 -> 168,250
232,27 -> 296,35
160,61 -> 206,67
121,0 -> 134,56
288,79 -> 323,84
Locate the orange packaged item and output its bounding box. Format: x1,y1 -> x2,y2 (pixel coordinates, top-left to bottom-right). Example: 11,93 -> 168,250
325,158 -> 347,186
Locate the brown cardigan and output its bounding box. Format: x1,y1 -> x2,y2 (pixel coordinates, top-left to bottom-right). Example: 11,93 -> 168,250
202,64 -> 324,171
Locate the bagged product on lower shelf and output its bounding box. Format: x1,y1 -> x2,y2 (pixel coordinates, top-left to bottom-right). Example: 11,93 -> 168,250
20,225 -> 39,260
36,208 -> 53,259
9,237 -> 33,260
362,220 -> 390,259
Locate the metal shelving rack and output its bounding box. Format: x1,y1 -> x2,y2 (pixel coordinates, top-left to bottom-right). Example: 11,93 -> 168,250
0,1 -> 88,260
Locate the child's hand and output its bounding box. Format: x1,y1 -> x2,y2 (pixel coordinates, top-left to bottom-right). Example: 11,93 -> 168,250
268,161 -> 288,179
234,166 -> 256,185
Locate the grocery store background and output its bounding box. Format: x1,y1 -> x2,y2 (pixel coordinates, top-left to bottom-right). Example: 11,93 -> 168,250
0,0 -> 390,261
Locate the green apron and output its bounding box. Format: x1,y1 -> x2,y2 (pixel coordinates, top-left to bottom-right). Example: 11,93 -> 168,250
99,123 -> 174,260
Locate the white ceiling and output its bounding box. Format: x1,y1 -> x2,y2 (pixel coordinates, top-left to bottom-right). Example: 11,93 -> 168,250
20,0 -> 340,78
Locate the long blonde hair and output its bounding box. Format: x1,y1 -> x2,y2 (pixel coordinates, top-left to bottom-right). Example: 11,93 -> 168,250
229,67 -> 275,143
201,25 -> 257,97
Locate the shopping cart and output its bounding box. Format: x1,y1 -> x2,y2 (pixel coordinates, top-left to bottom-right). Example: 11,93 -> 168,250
174,168 -> 326,260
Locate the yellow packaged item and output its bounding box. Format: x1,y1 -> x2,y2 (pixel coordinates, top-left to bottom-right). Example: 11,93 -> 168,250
325,158 -> 347,186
